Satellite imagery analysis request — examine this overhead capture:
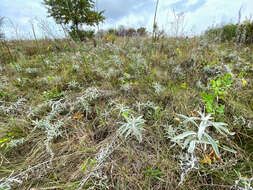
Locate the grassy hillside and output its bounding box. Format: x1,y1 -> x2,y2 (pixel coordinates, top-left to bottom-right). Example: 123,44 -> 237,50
0,36 -> 253,189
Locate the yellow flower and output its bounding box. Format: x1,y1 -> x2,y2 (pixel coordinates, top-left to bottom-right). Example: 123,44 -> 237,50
200,155 -> 212,165
176,48 -> 182,55
242,80 -> 247,85
106,34 -> 112,41
181,82 -> 187,88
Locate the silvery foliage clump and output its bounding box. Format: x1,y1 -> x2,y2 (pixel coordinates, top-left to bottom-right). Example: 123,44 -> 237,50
86,172 -> 111,190
120,83 -> 131,92
25,67 -> 39,75
73,64 -> 81,72
32,99 -> 67,161
44,58 -> 57,69
32,118 -> 64,161
168,111 -> 235,158
0,98 -> 26,114
0,174 -> 22,190
163,124 -> 177,139
0,160 -> 51,189
111,55 -> 123,66
113,102 -> 132,118
118,113 -> 146,143
153,82 -> 165,95
130,53 -> 147,76
172,65 -> 184,76
67,80 -> 80,89
8,138 -> 25,148
104,67 -> 118,78
223,64 -> 235,78
196,80 -> 205,90
178,153 -> 198,186
73,87 -> 102,115
233,116 -> 246,127
0,66 -> 7,72
11,63 -> 23,73
203,65 -> 224,78
26,101 -> 51,117
82,87 -> 101,102
135,101 -> 159,113
77,134 -> 122,190
232,171 -> 253,190
247,121 -> 253,129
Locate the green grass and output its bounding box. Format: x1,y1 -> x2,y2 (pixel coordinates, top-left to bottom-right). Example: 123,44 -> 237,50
0,35 -> 253,189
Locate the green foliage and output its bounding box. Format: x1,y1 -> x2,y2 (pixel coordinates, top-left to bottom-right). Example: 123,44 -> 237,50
43,0 -> 105,40
69,29 -> 94,41
81,157 -> 96,172
204,20 -> 253,44
202,74 -> 233,118
145,168 -> 165,182
43,88 -> 64,100
137,27 -> 147,36
106,26 -> 138,37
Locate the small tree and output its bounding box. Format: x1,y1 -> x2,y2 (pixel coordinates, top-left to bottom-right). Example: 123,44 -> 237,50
43,0 -> 105,40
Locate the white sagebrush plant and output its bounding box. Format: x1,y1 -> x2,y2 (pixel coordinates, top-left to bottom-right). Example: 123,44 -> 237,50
170,111 -> 236,158
118,112 -> 146,143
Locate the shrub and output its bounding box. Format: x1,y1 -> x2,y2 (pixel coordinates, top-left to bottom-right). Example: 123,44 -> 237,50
137,27 -> 147,36
204,20 -> 253,44
69,29 -> 95,41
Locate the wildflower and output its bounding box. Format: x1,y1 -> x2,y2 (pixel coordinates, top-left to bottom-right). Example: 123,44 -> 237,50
106,34 -> 112,41
74,113 -> 84,119
200,155 -> 212,165
242,79 -> 247,85
180,82 -> 187,89
176,48 -> 182,55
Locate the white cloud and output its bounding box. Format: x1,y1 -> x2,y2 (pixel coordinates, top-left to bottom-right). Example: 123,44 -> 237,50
186,0 -> 200,6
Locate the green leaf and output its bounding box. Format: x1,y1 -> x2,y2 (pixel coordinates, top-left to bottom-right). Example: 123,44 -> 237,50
153,176 -> 165,182
0,138 -> 9,144
123,112 -> 129,118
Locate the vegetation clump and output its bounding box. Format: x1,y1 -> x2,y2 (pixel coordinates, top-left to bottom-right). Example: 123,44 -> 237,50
204,20 -> 253,44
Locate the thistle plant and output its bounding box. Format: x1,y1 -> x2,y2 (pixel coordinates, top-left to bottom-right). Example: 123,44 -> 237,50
118,113 -> 146,143
170,111 -> 235,158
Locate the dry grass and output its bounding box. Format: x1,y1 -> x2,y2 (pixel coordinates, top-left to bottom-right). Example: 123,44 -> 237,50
0,35 -> 253,189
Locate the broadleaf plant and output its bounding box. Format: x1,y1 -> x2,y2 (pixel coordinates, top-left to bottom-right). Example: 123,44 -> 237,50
170,111 -> 235,158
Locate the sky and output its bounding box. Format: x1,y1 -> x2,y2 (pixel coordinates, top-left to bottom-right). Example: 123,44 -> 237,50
0,0 -> 253,39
